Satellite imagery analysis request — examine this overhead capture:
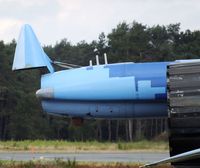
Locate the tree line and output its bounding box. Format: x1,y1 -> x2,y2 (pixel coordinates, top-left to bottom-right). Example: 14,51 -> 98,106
0,21 -> 200,141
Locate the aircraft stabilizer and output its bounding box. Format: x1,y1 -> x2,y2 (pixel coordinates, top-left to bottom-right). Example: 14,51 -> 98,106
12,24 -> 54,73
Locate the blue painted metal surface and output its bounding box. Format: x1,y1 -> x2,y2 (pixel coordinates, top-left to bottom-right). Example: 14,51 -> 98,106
12,24 -> 54,73
41,62 -> 168,101
13,24 -> 191,119
39,62 -> 169,118
41,100 -> 167,118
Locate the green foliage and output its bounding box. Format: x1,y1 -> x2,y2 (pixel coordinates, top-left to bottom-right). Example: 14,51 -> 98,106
0,160 -> 172,168
55,158 -> 76,168
0,160 -> 3,167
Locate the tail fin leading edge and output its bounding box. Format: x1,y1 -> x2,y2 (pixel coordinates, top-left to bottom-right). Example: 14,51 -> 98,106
12,24 -> 54,73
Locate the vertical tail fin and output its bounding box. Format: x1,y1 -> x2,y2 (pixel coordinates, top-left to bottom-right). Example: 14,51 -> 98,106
12,24 -> 54,73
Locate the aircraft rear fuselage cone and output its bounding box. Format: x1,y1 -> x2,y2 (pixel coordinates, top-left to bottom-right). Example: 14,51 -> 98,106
36,62 -> 169,118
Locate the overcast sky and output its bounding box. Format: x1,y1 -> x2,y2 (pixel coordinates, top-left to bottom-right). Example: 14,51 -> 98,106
0,0 -> 200,45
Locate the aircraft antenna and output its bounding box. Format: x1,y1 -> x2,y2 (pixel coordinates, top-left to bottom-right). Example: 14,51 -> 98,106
96,55 -> 99,65
104,53 -> 108,65
89,60 -> 93,66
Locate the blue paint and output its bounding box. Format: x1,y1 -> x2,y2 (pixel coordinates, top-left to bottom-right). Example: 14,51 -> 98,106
42,100 -> 167,119
41,62 -> 168,101
105,62 -> 168,92
86,66 -> 93,70
40,62 -> 169,118
12,24 -> 54,73
105,62 -> 168,100
53,77 -> 136,100
138,80 -> 165,99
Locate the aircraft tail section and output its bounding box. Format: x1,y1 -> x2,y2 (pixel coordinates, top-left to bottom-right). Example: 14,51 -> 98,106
12,24 -> 54,73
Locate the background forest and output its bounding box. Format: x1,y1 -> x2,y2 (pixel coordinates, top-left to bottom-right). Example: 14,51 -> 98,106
0,21 -> 200,141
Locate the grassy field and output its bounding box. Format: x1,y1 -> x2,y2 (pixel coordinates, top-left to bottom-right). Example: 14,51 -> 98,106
0,160 -> 172,168
0,140 -> 168,152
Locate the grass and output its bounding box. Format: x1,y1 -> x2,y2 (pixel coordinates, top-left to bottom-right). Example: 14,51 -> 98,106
0,140 -> 168,152
0,159 -> 172,168
117,141 -> 168,151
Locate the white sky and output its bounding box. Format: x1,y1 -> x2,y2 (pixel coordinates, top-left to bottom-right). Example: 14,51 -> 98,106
0,0 -> 200,45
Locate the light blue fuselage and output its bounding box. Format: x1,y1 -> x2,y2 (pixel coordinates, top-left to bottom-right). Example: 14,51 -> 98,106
39,62 -> 169,119
12,25 -> 196,119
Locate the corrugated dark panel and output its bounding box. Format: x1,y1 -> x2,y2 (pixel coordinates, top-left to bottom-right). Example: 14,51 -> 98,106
170,128 -> 200,135
170,96 -> 200,107
170,107 -> 200,114
170,89 -> 200,98
167,62 -> 200,167
170,117 -> 200,128
168,66 -> 200,75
